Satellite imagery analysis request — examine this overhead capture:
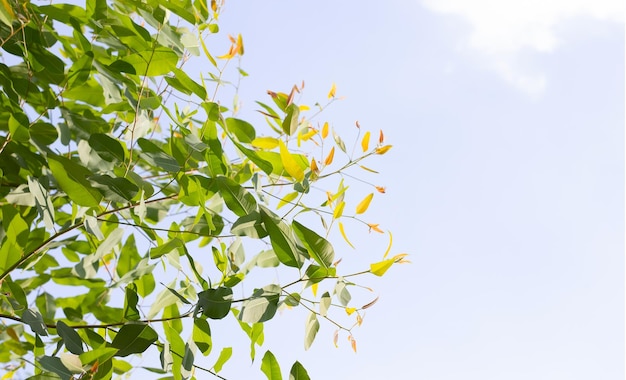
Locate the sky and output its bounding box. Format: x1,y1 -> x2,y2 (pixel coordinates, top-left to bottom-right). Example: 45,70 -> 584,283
199,1 -> 624,379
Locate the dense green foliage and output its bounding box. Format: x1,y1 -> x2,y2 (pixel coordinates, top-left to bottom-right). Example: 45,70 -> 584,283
0,1 -> 406,378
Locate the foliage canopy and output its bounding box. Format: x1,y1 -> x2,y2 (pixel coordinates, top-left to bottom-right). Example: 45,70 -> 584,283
0,0 -> 406,378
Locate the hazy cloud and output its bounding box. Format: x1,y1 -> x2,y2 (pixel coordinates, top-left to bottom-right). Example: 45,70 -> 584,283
422,0 -> 624,95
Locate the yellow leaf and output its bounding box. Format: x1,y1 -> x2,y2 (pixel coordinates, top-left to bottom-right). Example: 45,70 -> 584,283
236,33 -> 244,55
328,82 -> 337,98
361,131 -> 370,152
359,165 -> 379,174
324,146 -> 335,166
375,145 -> 392,155
345,307 -> 356,315
370,258 -> 394,276
333,201 -> 345,219
322,122 -> 329,139
311,282 -> 318,297
279,140 -> 305,182
338,222 -> 355,248
277,192 -> 298,209
1,370 -> 15,380
299,104 -> 310,111
383,231 -> 393,258
217,44 -> 236,59
251,137 -> 279,149
310,159 -> 319,174
356,314 -> 363,326
355,193 -> 373,214
300,128 -> 317,141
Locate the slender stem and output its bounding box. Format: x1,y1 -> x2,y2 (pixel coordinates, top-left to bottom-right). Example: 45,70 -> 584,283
0,195 -> 177,282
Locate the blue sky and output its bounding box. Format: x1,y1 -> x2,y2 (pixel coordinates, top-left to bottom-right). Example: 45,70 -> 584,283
203,1 -> 624,379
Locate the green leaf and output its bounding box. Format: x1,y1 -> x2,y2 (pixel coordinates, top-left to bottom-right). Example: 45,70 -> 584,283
283,293 -> 300,307
260,207 -> 302,268
88,134 -> 126,162
238,284 -> 280,324
90,175 -> 139,203
121,47 -> 179,76
225,118 -> 256,143
303,313 -> 319,351
28,176 -> 55,231
319,292 -> 331,317
38,356 -> 73,379
56,321 -> 84,354
282,104 -> 300,136
213,176 -> 257,217
47,154 -> 102,207
289,361 -> 310,380
304,265 -> 336,284
123,284 -> 140,321
292,220 -> 335,268
150,238 -> 184,259
196,287 -> 233,320
231,211 -> 268,239
137,138 -> 181,173
261,350 -> 282,380
30,122 -> 58,145
79,346 -> 118,366
231,139 -> 274,174
22,309 -> 48,336
110,324 -> 158,357
193,318 -> 212,356
334,281 -> 351,306
213,347 -> 232,373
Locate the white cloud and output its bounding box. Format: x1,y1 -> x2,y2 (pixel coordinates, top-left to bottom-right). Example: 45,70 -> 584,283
422,0 -> 624,95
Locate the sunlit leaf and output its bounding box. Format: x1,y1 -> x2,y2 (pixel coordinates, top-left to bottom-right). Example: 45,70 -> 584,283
319,292 -> 331,317
333,200 -> 345,219
252,137 -> 279,149
370,258 -> 394,277
278,140 -> 305,182
193,318 -> 213,356
277,192 -> 298,209
327,83 -> 336,99
261,350 -> 282,380
361,131 -> 370,152
239,285 -> 280,323
356,193 -> 374,214
213,347 -> 232,373
375,145 -> 392,155
338,222 -> 355,249
303,313 -> 319,350
292,220 -> 334,268
324,147 -> 335,166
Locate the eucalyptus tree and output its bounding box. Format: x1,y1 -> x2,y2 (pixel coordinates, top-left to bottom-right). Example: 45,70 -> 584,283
0,1 -> 406,378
